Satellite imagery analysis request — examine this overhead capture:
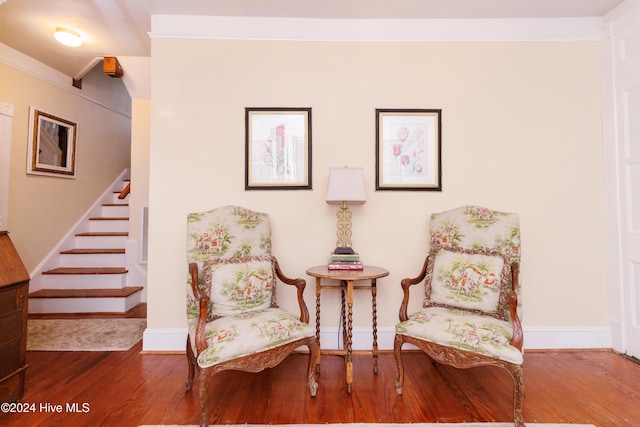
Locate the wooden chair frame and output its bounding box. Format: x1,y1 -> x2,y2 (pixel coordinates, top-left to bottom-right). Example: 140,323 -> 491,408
394,255 -> 524,427
186,257 -> 319,427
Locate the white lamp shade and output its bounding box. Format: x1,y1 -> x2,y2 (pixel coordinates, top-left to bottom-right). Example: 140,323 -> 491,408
326,167 -> 366,205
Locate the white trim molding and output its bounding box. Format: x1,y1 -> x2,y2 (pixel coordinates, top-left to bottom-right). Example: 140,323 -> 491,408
150,15 -> 604,42
0,101 -> 14,232
142,327 -> 188,352
522,326 -> 612,350
142,325 -> 612,353
0,42 -> 132,117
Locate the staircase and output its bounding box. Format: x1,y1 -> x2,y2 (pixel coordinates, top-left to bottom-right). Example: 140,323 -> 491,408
29,174 -> 144,314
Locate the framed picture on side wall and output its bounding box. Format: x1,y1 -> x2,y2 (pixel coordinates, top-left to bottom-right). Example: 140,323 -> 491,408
375,109 -> 441,191
27,106 -> 78,178
245,107 -> 312,190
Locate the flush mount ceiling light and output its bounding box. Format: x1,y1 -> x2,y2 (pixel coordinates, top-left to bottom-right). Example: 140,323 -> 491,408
54,27 -> 82,47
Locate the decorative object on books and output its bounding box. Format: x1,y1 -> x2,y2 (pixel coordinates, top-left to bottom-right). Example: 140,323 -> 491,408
328,261 -> 364,270
328,252 -> 363,270
245,107 -> 312,190
375,109 -> 441,191
330,253 -> 361,262
325,166 -> 366,255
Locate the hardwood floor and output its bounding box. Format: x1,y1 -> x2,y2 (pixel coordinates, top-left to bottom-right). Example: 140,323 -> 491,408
7,307 -> 639,426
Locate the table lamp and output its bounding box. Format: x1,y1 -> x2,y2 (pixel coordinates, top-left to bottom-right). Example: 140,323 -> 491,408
325,166 -> 366,255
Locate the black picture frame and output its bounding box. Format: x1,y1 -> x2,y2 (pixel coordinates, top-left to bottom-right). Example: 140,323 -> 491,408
245,107 -> 312,190
375,108 -> 442,191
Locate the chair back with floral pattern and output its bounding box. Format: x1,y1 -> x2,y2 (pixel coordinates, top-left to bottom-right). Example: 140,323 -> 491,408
395,205 -> 525,426
429,205 -> 521,317
186,205 -> 276,321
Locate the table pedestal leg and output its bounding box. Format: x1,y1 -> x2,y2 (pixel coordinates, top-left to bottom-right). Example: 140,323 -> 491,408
340,288 -> 347,350
315,277 -> 321,373
372,278 -> 378,374
345,279 -> 354,393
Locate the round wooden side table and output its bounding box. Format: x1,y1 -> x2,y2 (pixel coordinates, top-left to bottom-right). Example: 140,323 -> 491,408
306,265 -> 389,393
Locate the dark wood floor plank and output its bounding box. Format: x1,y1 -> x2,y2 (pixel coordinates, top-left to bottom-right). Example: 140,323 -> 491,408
3,342 -> 639,426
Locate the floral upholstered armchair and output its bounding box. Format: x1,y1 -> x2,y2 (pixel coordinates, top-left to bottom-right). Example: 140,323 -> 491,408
394,206 -> 524,427
185,205 -> 319,427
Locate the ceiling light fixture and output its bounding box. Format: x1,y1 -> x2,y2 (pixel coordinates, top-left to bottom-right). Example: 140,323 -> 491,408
54,27 -> 82,47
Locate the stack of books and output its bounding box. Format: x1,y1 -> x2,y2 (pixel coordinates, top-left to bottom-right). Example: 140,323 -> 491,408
327,252 -> 363,270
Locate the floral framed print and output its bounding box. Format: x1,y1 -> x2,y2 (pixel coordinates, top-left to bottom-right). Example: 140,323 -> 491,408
245,107 -> 312,190
27,106 -> 78,178
375,109 -> 441,191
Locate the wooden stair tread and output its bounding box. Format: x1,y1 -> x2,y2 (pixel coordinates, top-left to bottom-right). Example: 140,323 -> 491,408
28,303 -> 146,319
43,267 -> 128,275
102,203 -> 129,206
60,248 -> 125,255
89,217 -> 129,220
76,232 -> 128,237
30,286 -> 143,299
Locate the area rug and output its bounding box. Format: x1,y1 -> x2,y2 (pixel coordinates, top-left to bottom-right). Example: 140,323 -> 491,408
139,423 -> 596,427
27,318 -> 146,351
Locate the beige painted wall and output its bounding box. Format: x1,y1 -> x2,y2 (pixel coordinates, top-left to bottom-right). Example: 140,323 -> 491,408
129,99 -> 150,261
0,62 -> 131,271
147,39 -> 606,332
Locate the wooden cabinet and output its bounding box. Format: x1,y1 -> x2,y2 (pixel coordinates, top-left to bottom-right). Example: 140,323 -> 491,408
0,231 -> 29,403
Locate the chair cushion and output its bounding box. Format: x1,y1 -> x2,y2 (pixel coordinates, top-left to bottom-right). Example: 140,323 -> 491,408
189,308 -> 315,369
207,258 -> 274,316
425,246 -> 511,321
396,306 -> 523,365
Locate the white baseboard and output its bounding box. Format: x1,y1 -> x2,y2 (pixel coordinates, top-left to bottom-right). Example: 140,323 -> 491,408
522,326 -> 612,349
142,327 -> 187,352
141,325 -> 612,353
323,326 -> 613,351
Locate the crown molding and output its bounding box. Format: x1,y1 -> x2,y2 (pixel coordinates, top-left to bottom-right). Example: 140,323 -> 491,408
0,42 -> 74,89
150,15 -> 604,42
0,42 -> 131,117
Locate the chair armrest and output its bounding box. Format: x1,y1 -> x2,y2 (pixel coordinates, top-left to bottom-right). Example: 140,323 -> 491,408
399,255 -> 431,322
509,262 -> 523,350
508,290 -> 523,350
272,256 -> 310,324
189,262 -> 209,355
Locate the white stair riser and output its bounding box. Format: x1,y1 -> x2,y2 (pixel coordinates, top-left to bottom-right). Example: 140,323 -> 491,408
42,273 -> 126,289
29,176 -> 142,315
60,253 -> 125,268
29,293 -> 142,314
110,193 -> 128,204
89,219 -> 129,233
101,205 -> 129,217
75,235 -> 127,249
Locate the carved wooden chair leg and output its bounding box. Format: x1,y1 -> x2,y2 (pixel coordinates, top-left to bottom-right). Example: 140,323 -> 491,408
198,372 -> 210,427
307,338 -> 320,396
186,336 -> 196,391
393,335 -> 405,395
510,364 -> 525,427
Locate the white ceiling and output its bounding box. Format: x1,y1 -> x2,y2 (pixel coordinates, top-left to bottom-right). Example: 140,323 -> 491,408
0,0 -> 624,79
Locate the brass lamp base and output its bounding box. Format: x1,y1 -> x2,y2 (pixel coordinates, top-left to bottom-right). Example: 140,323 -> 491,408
334,201 -> 355,253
